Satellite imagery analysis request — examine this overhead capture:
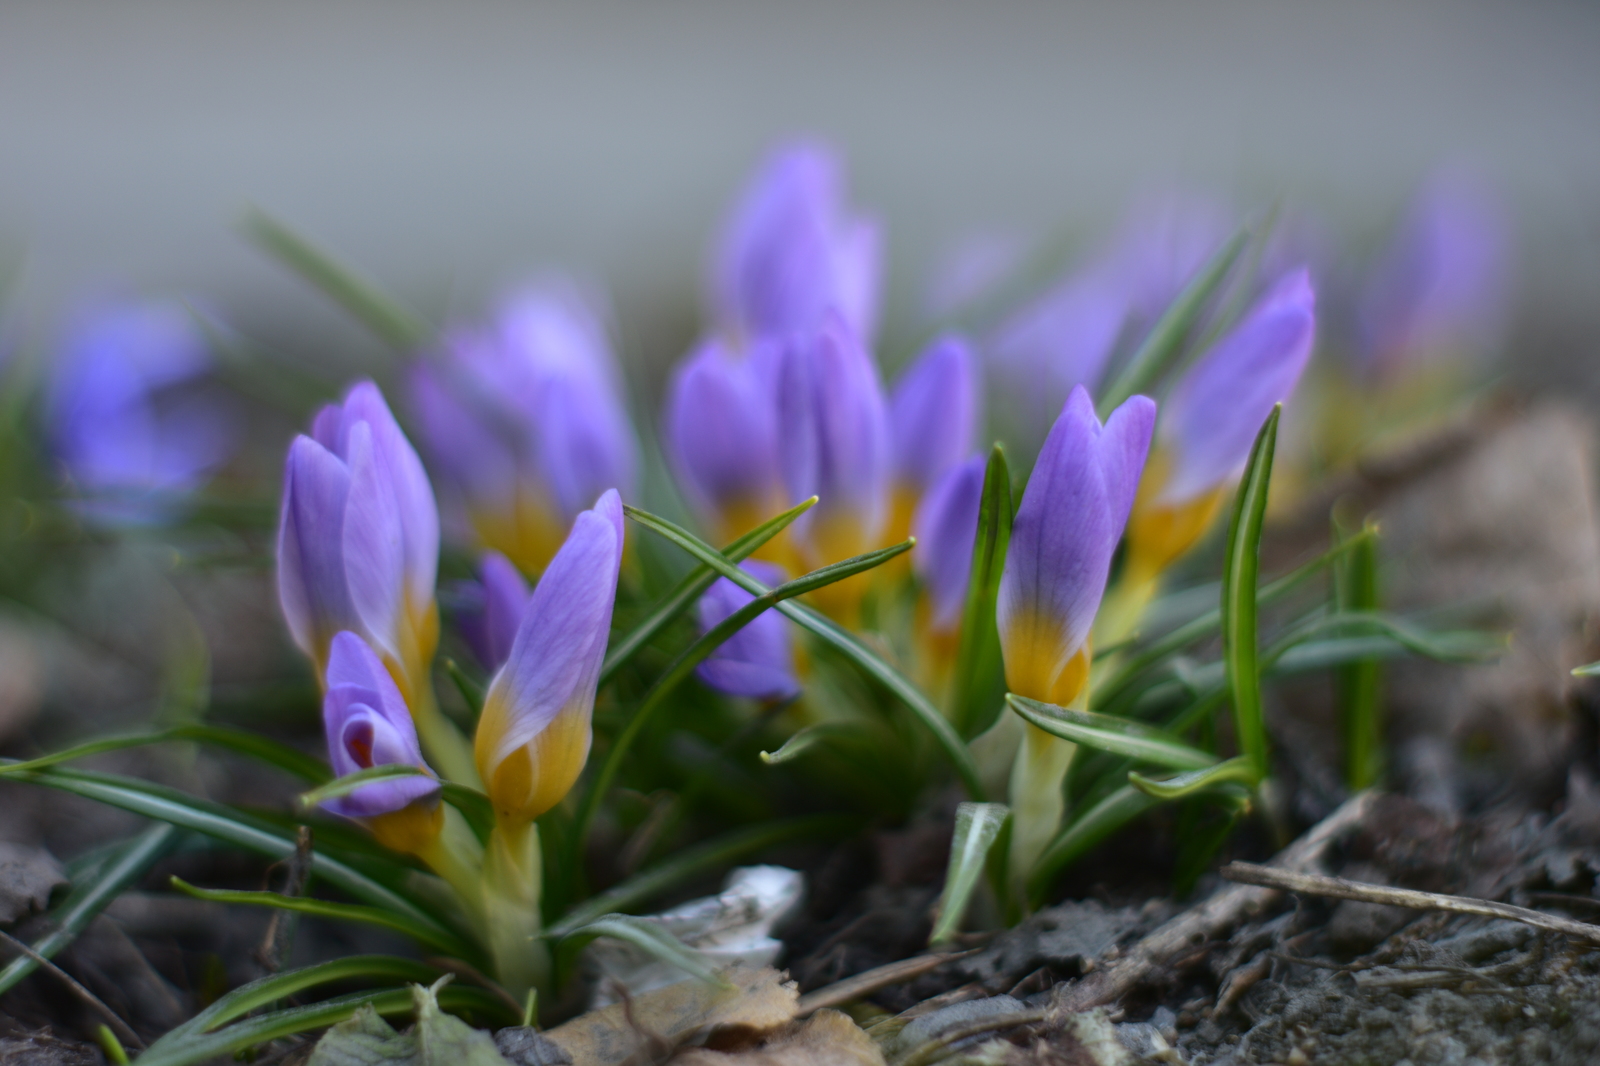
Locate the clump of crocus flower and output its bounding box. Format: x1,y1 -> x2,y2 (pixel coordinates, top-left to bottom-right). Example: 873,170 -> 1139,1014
411,283 -> 637,575
695,560 -> 801,703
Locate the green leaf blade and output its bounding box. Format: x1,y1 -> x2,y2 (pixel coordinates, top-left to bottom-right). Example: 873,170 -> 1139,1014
1128,755 -> 1259,800
1007,695 -> 1217,771
1220,406 -> 1279,783
930,802 -> 1009,946
950,445 -> 1014,739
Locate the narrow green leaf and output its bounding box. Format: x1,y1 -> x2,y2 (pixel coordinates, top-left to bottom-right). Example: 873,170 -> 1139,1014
1129,755 -> 1259,800
1006,695 -> 1217,771
599,497 -> 816,685
0,824 -> 177,996
442,658 -> 485,718
559,914 -> 725,986
1220,406 -> 1279,782
950,445 -> 1014,738
549,815 -> 852,938
623,506 -> 987,800
297,764 -> 431,810
169,877 -> 467,957
1097,229 -> 1249,418
929,803 -> 1009,945
440,782 -> 496,842
573,536 -> 916,849
3,764 -> 467,956
759,722 -> 874,765
1573,661 -> 1600,677
241,209 -> 427,351
0,724 -> 330,784
1025,785 -> 1157,906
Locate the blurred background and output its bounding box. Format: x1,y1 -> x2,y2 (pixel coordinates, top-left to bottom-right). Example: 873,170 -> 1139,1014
3,0 -> 1598,397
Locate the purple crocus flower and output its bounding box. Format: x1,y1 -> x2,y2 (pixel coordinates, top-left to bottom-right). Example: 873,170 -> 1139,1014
998,388 -> 1156,704
410,283 -> 638,574
913,456 -> 986,637
320,630 -> 441,820
48,299 -> 231,518
1359,171 -> 1510,378
1102,191 -> 1235,323
475,489 -> 624,825
277,380 -> 440,685
889,335 -> 980,503
694,560 -> 800,702
456,551 -> 532,673
712,140 -> 882,344
662,335 -> 784,542
774,311 -> 890,587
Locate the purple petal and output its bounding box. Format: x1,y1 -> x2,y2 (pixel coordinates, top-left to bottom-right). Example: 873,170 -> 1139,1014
1162,269 -> 1316,502
998,388 -> 1156,685
461,551 -> 532,672
410,358 -> 518,505
477,489 -> 624,779
663,336 -> 781,518
1103,191 -> 1235,322
775,312 -> 890,546
889,336 -> 980,495
913,456 -> 986,633
321,631 -> 438,818
340,422 -> 407,660
277,435 -> 357,659
695,560 -> 800,701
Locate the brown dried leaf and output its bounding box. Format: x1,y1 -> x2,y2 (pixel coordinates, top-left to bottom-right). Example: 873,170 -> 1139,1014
671,1010 -> 885,1066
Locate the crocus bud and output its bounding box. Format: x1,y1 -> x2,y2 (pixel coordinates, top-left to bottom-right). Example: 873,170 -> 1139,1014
411,284 -> 638,574
913,456 -> 986,639
48,298 -> 231,521
278,381 -> 440,689
321,631 -> 442,853
998,388 -> 1156,706
1359,171 -> 1509,379
713,140 -> 882,344
775,312 -> 890,619
475,489 -> 624,826
1126,269 -> 1315,579
887,336 -> 980,543
695,560 -> 801,702
663,335 -> 784,543
457,551 -> 531,673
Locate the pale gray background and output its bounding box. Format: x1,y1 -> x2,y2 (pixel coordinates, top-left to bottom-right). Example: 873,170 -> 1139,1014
2,0 -> 1597,393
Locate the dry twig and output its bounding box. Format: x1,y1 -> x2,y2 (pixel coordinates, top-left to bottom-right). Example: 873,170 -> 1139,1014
0,928 -> 144,1050
255,826 -> 313,974
1220,862 -> 1600,947
795,951 -> 970,1016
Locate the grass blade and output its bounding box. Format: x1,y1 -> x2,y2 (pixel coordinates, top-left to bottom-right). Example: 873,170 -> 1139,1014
929,802 -> 1009,945
600,498 -> 817,686
1334,520 -> 1382,791
1220,406 -> 1279,783
296,765 -> 432,810
0,724 -> 330,784
623,505 -> 987,800
550,815 -> 853,938
574,538 -> 913,849
241,209 -> 427,352
1026,785 -> 1157,906
169,878 -> 468,957
0,824 -> 177,996
1097,229 -> 1249,418
160,955 -> 438,1039
950,445 -> 1014,738
1007,696 -> 1216,771
1129,755 -> 1259,800
759,722 -> 874,765
558,914 -> 725,986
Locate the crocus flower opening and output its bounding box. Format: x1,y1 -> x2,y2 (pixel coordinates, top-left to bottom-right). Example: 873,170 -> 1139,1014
998,388 -> 1157,707
1126,269 -> 1316,580
775,311 -> 890,620
277,380 -> 441,694
695,560 -> 801,703
663,335 -> 784,544
713,140 -> 882,345
475,489 -> 624,827
887,336 -> 980,544
1360,171 -> 1509,380
320,631 -> 442,854
411,284 -> 638,574
457,551 -> 532,673
49,298 -> 231,520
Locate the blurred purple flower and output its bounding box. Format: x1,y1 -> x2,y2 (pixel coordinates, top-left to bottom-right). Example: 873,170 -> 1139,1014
913,455 -> 985,636
456,551 -> 531,673
889,335 -> 981,500
695,560 -> 800,702
48,299 -> 231,516
1102,191 -> 1235,323
713,140 -> 882,344
475,489 -> 624,825
998,388 -> 1155,704
663,335 -> 784,542
320,630 -> 440,821
277,380 -> 440,684
1359,171 -> 1510,377
411,282 -> 638,574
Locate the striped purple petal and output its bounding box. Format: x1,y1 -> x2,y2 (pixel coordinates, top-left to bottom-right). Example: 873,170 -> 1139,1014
320,631 -> 439,819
